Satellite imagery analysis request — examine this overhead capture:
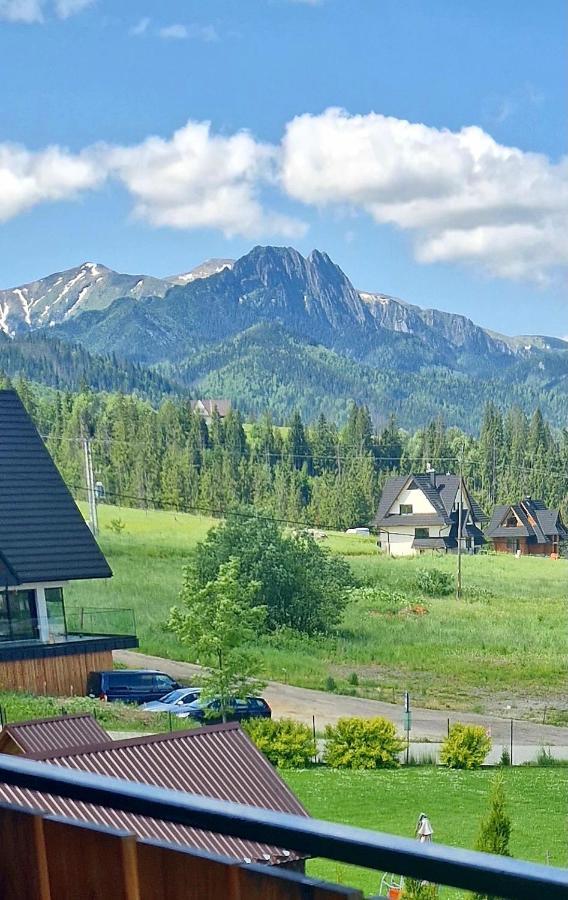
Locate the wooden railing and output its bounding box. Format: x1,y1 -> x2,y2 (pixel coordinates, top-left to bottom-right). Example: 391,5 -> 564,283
0,755 -> 567,900
0,802 -> 361,900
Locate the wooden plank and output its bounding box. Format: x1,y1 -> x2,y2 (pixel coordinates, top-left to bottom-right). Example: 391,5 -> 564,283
0,647 -> 112,696
137,840 -> 241,900
42,815 -> 140,900
0,802 -> 51,900
237,863 -> 363,899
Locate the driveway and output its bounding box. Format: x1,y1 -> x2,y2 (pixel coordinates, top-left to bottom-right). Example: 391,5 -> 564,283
115,649 -> 568,746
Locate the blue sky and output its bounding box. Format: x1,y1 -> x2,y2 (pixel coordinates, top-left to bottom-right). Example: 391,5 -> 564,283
0,0 -> 566,336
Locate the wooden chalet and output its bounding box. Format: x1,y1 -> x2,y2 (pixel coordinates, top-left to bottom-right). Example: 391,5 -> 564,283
0,389 -> 137,696
485,498 -> 567,557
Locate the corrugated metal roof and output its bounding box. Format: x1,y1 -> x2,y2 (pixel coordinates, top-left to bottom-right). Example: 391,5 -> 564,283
0,714 -> 109,755
0,722 -> 308,864
0,390 -> 112,585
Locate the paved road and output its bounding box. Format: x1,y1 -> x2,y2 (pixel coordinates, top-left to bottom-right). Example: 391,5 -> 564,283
115,649 -> 568,746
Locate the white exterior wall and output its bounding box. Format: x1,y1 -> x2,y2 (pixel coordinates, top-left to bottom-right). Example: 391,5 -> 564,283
379,524 -> 451,557
387,487 -> 437,515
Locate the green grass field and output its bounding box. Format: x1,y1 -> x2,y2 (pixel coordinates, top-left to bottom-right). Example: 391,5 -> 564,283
67,504 -> 568,719
284,767 -> 568,896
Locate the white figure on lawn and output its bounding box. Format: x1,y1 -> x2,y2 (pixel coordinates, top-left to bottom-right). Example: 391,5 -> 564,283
416,813 -> 434,843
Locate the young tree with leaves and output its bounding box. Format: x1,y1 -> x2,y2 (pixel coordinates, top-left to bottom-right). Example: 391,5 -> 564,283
168,557 -> 266,723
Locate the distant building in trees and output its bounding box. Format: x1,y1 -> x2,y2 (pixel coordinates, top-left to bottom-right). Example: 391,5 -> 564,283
191,399 -> 231,424
374,471 -> 486,557
485,498 -> 567,557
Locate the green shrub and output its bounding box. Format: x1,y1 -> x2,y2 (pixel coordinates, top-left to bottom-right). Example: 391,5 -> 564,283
499,748 -> 511,767
323,716 -> 404,769
325,675 -> 337,692
107,517 -> 126,534
350,586 -> 407,613
348,672 -> 359,686
415,568 -> 453,596
244,718 -> 315,768
440,724 -> 491,769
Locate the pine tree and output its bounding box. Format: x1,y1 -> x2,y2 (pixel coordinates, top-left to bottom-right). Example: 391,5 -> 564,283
472,774 -> 511,900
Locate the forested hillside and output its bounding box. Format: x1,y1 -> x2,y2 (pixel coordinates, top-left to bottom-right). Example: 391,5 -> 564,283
6,377 -> 568,530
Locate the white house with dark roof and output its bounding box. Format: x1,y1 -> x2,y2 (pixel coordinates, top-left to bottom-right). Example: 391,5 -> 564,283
0,389 -> 137,695
374,471 -> 486,557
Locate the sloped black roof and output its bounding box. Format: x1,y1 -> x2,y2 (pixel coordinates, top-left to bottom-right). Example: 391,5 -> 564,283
374,472 -> 486,528
0,390 -> 111,585
486,499 -> 567,543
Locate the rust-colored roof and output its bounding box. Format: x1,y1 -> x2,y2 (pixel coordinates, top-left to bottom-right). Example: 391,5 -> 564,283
0,722 -> 308,864
0,714 -> 110,755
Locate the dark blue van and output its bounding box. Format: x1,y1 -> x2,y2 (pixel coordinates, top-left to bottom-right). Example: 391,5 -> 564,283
86,669 -> 180,704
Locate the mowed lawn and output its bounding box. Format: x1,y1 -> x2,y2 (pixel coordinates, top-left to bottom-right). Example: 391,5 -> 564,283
284,767 -> 568,896
67,505 -> 568,717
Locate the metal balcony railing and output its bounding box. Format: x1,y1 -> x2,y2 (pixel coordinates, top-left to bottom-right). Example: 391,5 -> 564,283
65,607 -> 136,637
0,754 -> 566,899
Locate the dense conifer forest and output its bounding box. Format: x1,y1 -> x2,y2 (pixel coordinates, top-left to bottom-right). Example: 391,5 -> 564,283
4,375 -> 568,530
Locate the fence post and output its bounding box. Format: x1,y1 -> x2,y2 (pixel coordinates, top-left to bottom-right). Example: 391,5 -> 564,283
510,718 -> 514,766
447,717 -> 450,737
312,715 -> 317,764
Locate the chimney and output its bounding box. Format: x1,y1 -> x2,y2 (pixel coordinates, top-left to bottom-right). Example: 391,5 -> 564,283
425,463 -> 436,488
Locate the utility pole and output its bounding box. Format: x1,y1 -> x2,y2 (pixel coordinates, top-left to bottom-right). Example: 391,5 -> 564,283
456,451 -> 463,600
83,437 -> 98,536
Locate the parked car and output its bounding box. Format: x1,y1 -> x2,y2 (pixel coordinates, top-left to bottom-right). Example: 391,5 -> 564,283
141,687 -> 202,714
86,669 -> 180,704
179,696 -> 272,724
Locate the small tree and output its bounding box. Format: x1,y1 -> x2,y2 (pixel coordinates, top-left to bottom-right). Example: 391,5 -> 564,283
440,724 -> 491,769
168,557 -> 266,722
472,774 -> 511,900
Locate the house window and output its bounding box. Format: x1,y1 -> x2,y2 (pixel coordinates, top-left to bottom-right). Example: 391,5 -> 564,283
0,590 -> 39,642
506,516 -> 517,527
415,528 -> 430,539
400,504 -> 413,515
45,587 -> 67,638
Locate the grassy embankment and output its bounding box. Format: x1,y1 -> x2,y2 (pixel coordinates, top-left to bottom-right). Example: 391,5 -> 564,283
66,504 -> 568,720
285,767 -> 568,896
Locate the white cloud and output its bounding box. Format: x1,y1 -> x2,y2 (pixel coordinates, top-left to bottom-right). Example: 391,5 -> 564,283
0,143 -> 105,222
2,109 -> 566,277
0,0 -> 43,22
158,22 -> 218,42
158,23 -> 188,39
0,0 -> 94,20
281,107 -> 568,280
53,0 -> 94,18
107,120 -> 303,238
130,16 -> 149,36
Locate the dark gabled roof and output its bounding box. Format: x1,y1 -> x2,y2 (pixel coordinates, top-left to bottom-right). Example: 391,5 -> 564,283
0,390 -> 111,585
0,722 -> 307,864
374,472 -> 486,528
486,499 -> 567,543
0,714 -> 109,755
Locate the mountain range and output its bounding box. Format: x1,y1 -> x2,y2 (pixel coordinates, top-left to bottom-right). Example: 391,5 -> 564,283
1,246 -> 568,429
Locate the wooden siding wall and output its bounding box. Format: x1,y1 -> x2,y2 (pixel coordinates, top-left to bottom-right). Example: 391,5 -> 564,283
0,649 -> 112,697
0,803 -> 363,900
492,538 -> 555,557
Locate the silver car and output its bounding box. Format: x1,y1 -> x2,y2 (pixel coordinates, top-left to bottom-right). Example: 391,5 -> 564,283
141,687 -> 202,715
